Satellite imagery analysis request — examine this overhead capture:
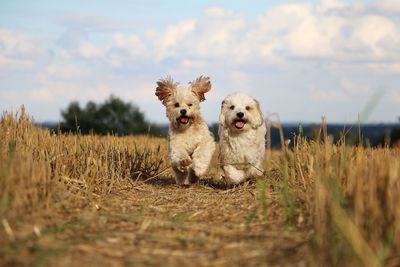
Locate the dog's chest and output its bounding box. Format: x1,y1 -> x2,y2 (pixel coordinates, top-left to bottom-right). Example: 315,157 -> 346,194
168,126 -> 207,154
222,131 -> 259,162
175,133 -> 199,152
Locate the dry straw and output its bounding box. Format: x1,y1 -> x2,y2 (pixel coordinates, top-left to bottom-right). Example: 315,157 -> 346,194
0,107 -> 399,266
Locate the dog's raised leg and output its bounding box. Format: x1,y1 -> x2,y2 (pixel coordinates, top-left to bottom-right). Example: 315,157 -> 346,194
191,139 -> 216,179
172,159 -> 192,185
223,165 -> 246,185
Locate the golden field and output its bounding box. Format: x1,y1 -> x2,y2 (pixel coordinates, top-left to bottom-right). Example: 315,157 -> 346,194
0,108 -> 399,267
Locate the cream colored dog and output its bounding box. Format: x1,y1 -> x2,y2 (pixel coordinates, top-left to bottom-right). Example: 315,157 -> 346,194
156,76 -> 216,185
219,92 -> 266,184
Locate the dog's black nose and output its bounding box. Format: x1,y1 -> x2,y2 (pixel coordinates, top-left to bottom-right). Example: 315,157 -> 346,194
236,112 -> 244,118
180,109 -> 187,115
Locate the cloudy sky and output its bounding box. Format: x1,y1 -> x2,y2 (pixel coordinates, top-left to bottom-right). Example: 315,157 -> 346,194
0,0 -> 399,124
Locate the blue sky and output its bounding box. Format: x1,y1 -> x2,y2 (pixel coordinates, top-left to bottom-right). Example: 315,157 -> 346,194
0,0 -> 399,124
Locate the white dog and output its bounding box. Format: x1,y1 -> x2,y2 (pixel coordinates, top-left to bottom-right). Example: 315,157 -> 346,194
218,92 -> 266,184
156,76 -> 216,185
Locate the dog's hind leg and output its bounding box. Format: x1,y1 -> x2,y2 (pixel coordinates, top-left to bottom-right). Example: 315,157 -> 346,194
223,165 -> 246,185
188,168 -> 199,183
191,139 -> 216,178
247,164 -> 265,179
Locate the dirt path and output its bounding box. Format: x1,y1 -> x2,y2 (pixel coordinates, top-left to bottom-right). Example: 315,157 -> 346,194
2,177 -> 313,267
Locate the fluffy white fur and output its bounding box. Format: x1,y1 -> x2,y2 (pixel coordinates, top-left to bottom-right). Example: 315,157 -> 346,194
156,76 -> 216,185
218,92 -> 266,184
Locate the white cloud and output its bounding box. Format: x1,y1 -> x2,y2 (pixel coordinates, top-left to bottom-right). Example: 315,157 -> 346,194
39,64 -> 93,80
77,42 -> 104,59
0,28 -> 45,70
29,88 -> 56,102
341,79 -> 370,94
45,2 -> 400,69
0,29 -> 43,56
366,63 -> 400,74
1,1 -> 400,123
255,3 -> 400,62
111,33 -> 147,57
26,83 -> 112,110
310,87 -> 349,102
317,0 -> 349,14
0,55 -> 35,71
372,0 -> 400,15
57,28 -> 106,61
178,59 -> 208,69
190,7 -> 246,58
284,14 -> 335,58
158,20 -> 196,57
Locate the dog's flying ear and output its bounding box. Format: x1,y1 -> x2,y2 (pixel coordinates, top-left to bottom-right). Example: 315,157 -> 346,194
156,76 -> 178,105
253,98 -> 264,129
190,75 -> 211,102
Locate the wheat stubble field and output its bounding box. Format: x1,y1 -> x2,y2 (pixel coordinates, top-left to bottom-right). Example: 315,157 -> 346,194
0,109 -> 399,267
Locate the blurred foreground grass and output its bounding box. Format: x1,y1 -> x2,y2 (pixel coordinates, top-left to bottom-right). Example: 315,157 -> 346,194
0,108 -> 399,267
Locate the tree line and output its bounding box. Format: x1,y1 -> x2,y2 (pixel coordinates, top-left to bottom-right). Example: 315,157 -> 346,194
60,95 -> 163,136
58,95 -> 400,146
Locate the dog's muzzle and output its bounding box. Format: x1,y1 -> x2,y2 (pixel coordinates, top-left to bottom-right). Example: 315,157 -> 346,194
177,115 -> 190,124
234,119 -> 246,129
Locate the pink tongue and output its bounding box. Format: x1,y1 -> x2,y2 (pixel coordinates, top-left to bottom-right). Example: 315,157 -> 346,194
235,121 -> 245,129
180,117 -> 189,123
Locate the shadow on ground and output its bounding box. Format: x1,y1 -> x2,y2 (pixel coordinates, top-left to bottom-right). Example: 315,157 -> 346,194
143,176 -> 231,190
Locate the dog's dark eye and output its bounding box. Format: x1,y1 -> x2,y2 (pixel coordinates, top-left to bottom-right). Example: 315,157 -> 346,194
230,105 -> 235,110
246,106 -> 251,111
174,103 -> 179,108
188,103 -> 193,107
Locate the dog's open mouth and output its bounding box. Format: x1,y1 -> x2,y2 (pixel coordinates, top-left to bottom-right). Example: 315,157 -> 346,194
234,119 -> 246,129
177,116 -> 190,124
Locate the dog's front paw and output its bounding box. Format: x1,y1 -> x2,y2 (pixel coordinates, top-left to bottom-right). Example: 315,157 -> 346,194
180,158 -> 192,167
176,158 -> 192,172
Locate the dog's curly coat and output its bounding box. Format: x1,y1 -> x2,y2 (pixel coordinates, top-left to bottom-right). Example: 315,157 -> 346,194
219,92 -> 266,184
156,76 -> 216,185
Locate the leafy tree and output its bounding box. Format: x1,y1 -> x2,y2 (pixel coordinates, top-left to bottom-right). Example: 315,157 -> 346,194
60,95 -> 163,136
